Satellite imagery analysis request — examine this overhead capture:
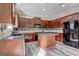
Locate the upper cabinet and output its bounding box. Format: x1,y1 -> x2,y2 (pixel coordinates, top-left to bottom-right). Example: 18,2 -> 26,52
33,18 -> 41,24
0,3 -> 13,24
18,18 -> 35,28
41,20 -> 50,28
49,20 -> 60,28
0,3 -> 19,27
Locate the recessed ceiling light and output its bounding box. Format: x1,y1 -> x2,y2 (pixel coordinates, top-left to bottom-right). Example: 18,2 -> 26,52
42,9 -> 46,11
61,4 -> 66,7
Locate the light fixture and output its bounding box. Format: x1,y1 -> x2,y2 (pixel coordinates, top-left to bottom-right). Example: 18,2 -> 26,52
61,4 -> 66,7
7,25 -> 13,29
42,9 -> 46,11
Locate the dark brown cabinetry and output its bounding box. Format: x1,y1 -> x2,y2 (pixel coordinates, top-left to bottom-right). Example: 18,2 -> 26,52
24,33 -> 35,42
55,33 -> 63,43
49,20 -> 62,28
49,12 -> 79,28
41,20 -> 50,28
18,12 -> 79,28
0,39 -> 25,56
18,18 -> 34,28
0,3 -> 13,24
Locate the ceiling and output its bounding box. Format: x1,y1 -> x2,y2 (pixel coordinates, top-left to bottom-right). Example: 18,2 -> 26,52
15,3 -> 79,20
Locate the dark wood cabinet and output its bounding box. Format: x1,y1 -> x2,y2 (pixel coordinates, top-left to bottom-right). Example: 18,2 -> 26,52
0,3 -> 13,24
18,18 -> 34,28
50,21 -> 54,28
24,33 -> 35,42
41,20 -> 50,28
18,12 -> 79,28
0,39 -> 25,56
49,20 -> 60,28
55,33 -> 63,43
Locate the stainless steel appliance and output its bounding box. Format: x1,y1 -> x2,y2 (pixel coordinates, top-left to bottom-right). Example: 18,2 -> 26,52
63,20 -> 79,48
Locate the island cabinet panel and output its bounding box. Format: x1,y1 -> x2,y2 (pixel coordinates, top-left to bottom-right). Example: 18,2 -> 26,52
38,34 -> 56,48
0,39 -> 25,56
0,3 -> 13,24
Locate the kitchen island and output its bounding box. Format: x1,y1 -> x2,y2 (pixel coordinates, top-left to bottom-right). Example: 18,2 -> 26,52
16,28 -> 64,43
38,33 -> 57,48
0,35 -> 25,56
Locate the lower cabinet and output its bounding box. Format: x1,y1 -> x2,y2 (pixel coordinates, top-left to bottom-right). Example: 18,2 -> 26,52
0,39 -> 25,56
24,33 -> 35,42
55,33 -> 63,43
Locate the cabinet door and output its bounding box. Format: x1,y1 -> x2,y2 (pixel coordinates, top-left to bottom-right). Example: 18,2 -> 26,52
58,18 -> 64,28
50,21 -> 54,28
0,40 -> 25,56
46,21 -> 50,28
54,20 -> 60,28
24,33 -> 35,42
55,34 -> 63,43
18,18 -> 34,28
41,20 -> 47,28
0,3 -> 13,24
51,20 -> 56,28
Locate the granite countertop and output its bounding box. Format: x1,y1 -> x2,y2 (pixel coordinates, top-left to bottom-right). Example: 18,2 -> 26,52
0,35 -> 24,40
6,35 -> 24,39
38,33 -> 58,36
17,28 -> 63,34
